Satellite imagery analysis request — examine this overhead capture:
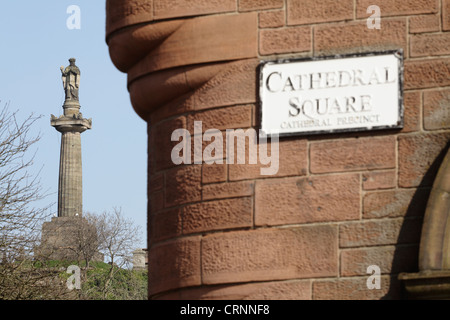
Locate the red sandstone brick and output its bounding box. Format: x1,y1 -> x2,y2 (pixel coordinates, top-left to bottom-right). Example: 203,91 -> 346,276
149,173 -> 164,194
124,12 -> 258,117
313,276 -> 401,300
150,116 -> 186,173
411,33 -> 450,57
149,90 -> 196,125
150,191 -> 164,213
182,197 -> 253,234
190,132 -> 228,165
339,218 -> 422,248
398,132 -> 450,187
314,20 -> 407,56
149,236 -> 201,295
341,245 -> 419,277
310,136 -> 396,174
259,10 -> 285,28
363,188 -> 430,219
106,0 -> 153,37
362,170 -> 396,190
153,0 -> 236,20
444,0 -> 450,30
227,280 -> 311,300
150,208 -> 182,243
423,89 -> 450,130
409,15 -> 440,33
194,59 -> 259,110
356,0 -> 438,18
287,0 -> 353,25
187,105 -> 253,134
157,280 -> 312,300
143,67 -> 227,124
255,174 -> 360,226
228,138 -> 308,181
404,58 -> 450,89
402,91 -> 421,133
251,104 -> 258,127
203,181 -> 254,200
122,13 -> 257,79
202,225 -> 338,284
202,163 -> 227,184
259,26 -> 311,55
165,165 -> 202,207
239,0 -> 283,11
125,44 -> 189,99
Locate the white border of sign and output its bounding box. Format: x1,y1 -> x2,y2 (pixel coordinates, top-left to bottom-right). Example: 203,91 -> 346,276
259,50 -> 404,137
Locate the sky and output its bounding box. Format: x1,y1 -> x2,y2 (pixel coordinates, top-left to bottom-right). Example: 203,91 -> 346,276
0,1 -> 147,248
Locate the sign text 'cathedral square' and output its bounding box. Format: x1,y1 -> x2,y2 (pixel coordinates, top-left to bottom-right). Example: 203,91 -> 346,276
259,51 -> 403,136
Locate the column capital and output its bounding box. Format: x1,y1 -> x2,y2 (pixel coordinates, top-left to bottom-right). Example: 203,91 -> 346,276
51,114 -> 92,133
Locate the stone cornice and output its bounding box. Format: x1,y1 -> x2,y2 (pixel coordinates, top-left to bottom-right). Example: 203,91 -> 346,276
106,0 -> 258,121
51,115 -> 92,133
106,0 -> 237,41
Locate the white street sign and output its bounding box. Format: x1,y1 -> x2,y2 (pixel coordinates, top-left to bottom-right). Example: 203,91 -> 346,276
260,51 -> 403,136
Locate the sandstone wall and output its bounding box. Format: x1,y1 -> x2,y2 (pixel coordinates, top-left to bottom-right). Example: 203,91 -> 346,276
106,0 -> 450,299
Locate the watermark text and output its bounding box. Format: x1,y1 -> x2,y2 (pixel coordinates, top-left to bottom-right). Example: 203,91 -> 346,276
171,121 -> 279,176
66,5 -> 81,30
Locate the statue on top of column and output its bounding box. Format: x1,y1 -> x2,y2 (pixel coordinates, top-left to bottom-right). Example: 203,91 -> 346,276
60,58 -> 80,102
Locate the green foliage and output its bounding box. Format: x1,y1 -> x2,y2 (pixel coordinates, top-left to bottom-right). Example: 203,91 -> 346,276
22,259 -> 148,300
81,263 -> 148,300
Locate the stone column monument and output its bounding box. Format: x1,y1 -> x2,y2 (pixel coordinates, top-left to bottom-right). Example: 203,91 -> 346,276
51,58 -> 92,217
36,59 -> 101,262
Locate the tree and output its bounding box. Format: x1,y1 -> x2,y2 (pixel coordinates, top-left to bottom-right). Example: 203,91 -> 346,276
0,102 -> 146,300
0,102 -> 68,299
76,208 -> 146,300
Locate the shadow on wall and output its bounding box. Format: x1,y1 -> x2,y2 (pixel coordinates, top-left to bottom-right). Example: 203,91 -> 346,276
383,140 -> 450,299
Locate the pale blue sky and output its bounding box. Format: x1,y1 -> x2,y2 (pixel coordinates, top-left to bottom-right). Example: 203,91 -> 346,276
0,1 -> 147,247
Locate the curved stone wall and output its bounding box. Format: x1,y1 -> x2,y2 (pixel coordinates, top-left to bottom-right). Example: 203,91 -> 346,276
106,0 -> 450,299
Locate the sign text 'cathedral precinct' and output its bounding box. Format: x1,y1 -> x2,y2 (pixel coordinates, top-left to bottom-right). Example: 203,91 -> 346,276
260,51 -> 403,136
